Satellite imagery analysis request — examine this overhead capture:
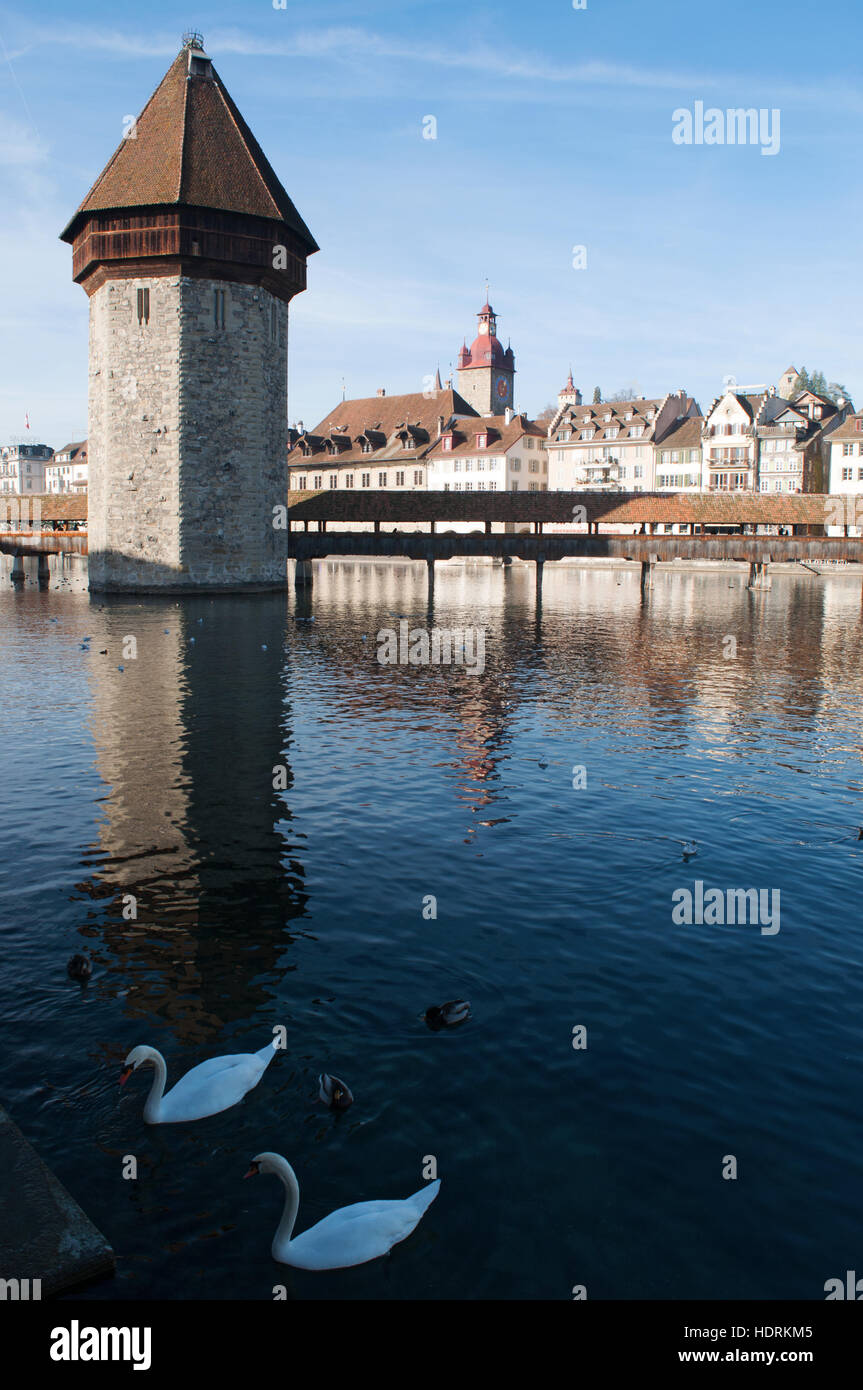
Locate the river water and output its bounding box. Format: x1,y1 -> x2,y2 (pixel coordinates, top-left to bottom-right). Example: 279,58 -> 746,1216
1,552 -> 861,1300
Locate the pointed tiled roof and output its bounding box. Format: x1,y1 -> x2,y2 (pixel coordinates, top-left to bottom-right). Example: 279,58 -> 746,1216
287,388 -> 479,469
61,46 -> 317,252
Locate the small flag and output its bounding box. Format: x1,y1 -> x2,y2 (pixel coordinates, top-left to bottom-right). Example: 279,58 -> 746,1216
24,413 -> 30,431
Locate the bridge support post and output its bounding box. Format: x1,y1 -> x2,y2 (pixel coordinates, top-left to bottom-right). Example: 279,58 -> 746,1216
640,558 -> 656,593
535,558 -> 544,594
37,554 -> 50,590
748,561 -> 772,591
10,553 -> 24,587
426,556 -> 435,601
294,559 -> 313,588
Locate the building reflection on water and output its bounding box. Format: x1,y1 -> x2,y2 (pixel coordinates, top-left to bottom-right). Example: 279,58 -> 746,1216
6,549 -> 863,1043
74,591 -> 308,1043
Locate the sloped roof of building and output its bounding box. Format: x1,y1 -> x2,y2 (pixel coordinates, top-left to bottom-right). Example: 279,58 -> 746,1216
288,388 -> 479,468
426,414 -> 547,460
822,411 -> 863,443
61,45 -> 317,252
656,416 -> 703,451
52,441 -> 88,462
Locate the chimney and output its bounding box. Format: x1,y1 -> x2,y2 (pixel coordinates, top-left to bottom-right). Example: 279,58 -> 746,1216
437,415 -> 444,436
376,388 -> 386,398
504,406 -> 513,425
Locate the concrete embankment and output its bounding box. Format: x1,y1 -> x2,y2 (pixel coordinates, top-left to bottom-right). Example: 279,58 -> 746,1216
0,1104 -> 114,1297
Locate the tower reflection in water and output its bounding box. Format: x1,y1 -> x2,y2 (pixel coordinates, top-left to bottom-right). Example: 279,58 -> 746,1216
78,593 -> 307,1044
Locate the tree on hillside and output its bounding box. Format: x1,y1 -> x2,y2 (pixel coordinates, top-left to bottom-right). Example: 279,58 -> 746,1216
535,402 -> 558,425
791,367 -> 850,405
592,386 -> 602,404
828,381 -> 852,405
810,369 -> 828,398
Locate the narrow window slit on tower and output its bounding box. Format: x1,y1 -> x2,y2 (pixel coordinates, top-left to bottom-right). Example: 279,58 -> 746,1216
136,287 -> 150,325
214,288 -> 226,329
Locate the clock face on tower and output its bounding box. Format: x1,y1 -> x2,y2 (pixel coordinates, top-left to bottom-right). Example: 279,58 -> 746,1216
495,374 -> 510,402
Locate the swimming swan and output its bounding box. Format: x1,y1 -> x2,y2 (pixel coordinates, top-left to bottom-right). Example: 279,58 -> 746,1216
119,1040 -> 279,1123
245,1152 -> 440,1269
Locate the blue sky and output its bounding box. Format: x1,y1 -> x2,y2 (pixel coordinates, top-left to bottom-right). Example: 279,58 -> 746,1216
1,0 -> 861,445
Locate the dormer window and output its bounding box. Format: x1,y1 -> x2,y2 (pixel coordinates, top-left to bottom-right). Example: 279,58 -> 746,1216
476,433 -> 488,448
442,434 -> 454,451
604,412 -> 612,422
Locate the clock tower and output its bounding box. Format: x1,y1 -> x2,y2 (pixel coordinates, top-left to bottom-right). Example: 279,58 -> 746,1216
456,300 -> 515,416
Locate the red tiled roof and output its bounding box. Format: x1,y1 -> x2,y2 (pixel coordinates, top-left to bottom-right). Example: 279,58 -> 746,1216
823,411 -> 863,443
287,489 -> 833,526
426,414 -> 546,460
288,388 -> 478,468
655,417 -> 703,451
61,47 -> 317,252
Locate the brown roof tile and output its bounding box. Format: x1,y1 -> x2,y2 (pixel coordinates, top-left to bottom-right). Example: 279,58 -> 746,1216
286,489 -> 832,526
426,414 -> 547,459
61,47 -> 317,252
288,389 -> 479,468
655,417 -> 703,451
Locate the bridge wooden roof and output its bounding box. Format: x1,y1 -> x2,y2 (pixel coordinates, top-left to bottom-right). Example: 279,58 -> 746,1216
1,490 -> 849,530
286,489 -> 834,525
0,494 -> 88,523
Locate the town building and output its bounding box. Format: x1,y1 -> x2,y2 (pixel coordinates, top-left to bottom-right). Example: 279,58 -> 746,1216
654,416 -> 704,491
0,443 -> 53,494
61,33 -> 317,591
287,385 -> 478,491
426,409 -> 548,492
825,410 -> 863,514
547,390 -> 700,491
755,390 -> 848,494
45,441 -> 88,493
456,302 -> 516,415
557,371 -> 582,410
701,386 -> 769,491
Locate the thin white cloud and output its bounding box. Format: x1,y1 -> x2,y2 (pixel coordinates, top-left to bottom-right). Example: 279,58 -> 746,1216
0,112 -> 46,165
5,19 -> 859,110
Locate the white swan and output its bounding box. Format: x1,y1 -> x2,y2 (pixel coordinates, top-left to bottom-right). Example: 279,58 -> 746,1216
245,1152 -> 440,1269
119,1040 -> 278,1124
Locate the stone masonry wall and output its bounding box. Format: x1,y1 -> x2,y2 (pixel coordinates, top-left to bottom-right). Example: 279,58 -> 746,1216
88,275 -> 289,591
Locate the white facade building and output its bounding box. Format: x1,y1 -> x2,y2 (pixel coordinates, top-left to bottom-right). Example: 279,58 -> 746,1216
547,390 -> 700,492
825,411 -> 863,533
0,443 -> 53,494
426,410 -> 548,494
45,441 -> 89,493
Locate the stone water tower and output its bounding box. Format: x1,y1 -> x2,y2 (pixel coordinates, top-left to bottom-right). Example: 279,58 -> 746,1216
61,34 -> 318,590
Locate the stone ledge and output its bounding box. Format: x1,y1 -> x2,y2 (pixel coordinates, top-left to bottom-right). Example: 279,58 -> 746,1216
0,1104 -> 114,1298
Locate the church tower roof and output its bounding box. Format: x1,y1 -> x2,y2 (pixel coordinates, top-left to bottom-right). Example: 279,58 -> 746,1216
61,38 -> 317,253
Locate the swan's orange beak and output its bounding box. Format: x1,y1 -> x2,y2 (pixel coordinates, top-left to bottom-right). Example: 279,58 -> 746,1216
119,1065 -> 133,1087
243,1162 -> 260,1179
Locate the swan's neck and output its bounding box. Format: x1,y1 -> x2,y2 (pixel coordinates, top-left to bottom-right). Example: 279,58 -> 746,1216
142,1050 -> 168,1122
272,1159 -> 300,1258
